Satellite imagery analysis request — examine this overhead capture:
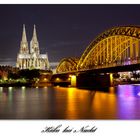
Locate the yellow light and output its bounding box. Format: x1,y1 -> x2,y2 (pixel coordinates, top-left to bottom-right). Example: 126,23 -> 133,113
71,75 -> 76,87
8,87 -> 13,94
44,78 -> 47,81
110,73 -> 113,86
0,87 -> 3,93
9,87 -> 12,90
55,78 -> 60,82
3,76 -> 7,80
22,86 -> 25,89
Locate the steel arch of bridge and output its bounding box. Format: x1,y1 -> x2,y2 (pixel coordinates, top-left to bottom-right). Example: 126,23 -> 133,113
56,57 -> 79,73
77,26 -> 140,70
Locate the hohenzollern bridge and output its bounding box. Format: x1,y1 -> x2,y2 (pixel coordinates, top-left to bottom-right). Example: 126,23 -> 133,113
52,26 -> 140,88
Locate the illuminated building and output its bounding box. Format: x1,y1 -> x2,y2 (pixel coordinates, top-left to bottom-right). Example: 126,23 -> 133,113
16,24 -> 49,70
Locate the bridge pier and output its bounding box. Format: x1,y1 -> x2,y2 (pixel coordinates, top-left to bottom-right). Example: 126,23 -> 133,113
51,72 -> 113,88
69,75 -> 77,87
110,73 -> 114,86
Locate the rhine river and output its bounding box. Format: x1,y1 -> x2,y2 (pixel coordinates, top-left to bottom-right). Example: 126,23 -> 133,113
0,85 -> 140,119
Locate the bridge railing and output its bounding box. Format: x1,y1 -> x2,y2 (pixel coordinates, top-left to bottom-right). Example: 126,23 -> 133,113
81,57 -> 140,71
56,58 -> 140,74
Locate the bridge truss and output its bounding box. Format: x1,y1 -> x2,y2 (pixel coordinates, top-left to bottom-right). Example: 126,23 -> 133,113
78,26 -> 140,70
57,26 -> 140,73
56,57 -> 79,73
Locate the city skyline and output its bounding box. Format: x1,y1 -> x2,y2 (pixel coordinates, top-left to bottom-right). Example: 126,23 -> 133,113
1,5 -> 140,67
1,4 -> 140,121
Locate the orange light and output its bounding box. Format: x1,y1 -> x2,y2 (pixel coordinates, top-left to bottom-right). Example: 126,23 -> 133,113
71,75 -> 76,87
55,78 -> 60,82
44,78 -> 47,81
110,73 -> 113,86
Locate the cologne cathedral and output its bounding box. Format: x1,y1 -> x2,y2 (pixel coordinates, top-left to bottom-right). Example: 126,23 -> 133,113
16,25 -> 49,70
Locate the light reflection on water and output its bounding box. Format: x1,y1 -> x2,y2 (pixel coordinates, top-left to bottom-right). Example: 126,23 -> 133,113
0,85 -> 140,119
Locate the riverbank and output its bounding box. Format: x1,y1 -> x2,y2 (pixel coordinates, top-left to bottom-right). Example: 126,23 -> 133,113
0,82 -> 32,87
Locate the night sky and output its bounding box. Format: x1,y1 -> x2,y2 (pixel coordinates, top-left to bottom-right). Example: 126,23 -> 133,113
1,4 -> 140,67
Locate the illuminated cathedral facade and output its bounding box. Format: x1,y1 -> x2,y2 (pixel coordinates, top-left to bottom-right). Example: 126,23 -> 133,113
16,25 -> 49,70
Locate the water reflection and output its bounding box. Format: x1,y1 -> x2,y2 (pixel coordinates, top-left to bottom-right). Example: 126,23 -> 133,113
116,85 -> 140,119
8,87 -> 13,102
0,85 -> 140,119
66,88 -> 93,119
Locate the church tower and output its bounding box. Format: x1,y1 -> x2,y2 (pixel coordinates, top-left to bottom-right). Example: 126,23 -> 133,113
16,24 -> 29,69
30,25 -> 40,56
16,24 -> 49,70
20,24 -> 29,54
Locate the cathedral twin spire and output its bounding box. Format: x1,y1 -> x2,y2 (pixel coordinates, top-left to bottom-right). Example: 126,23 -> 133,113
21,24 -> 27,43
20,24 -> 39,55
32,25 -> 38,42
17,24 -> 49,70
